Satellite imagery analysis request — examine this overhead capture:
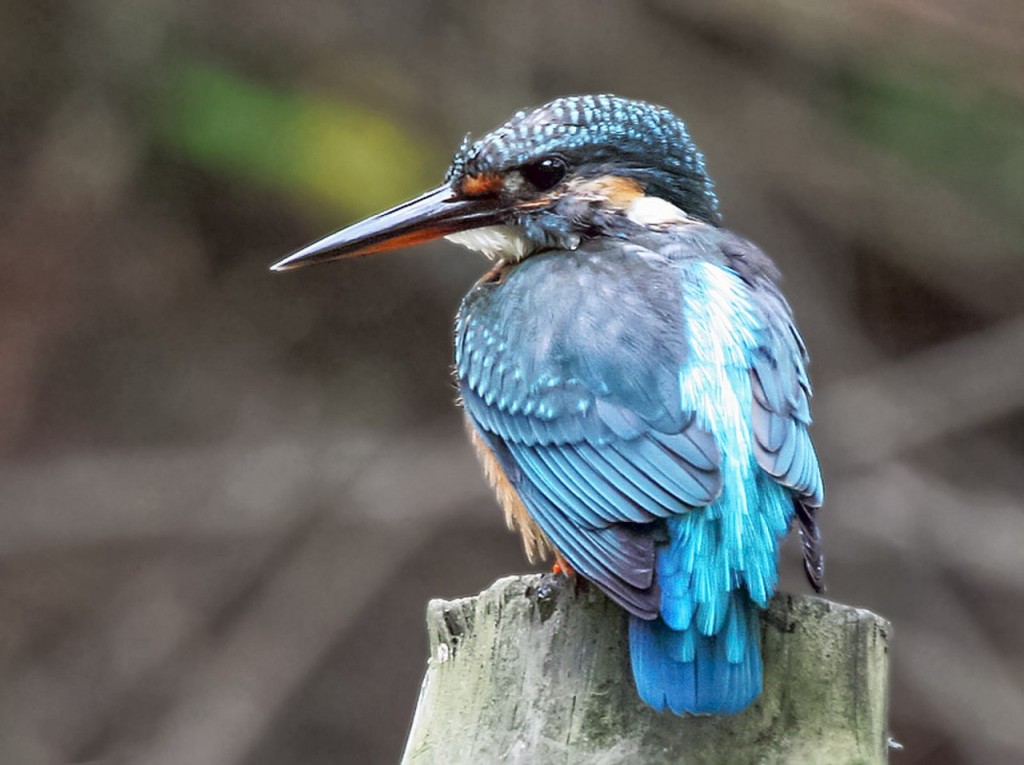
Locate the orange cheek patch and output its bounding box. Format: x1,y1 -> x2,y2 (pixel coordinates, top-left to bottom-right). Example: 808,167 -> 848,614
569,175 -> 645,210
461,173 -> 504,196
592,175 -> 645,207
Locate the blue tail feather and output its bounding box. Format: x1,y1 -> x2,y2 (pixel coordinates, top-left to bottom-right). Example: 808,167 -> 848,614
629,592 -> 762,716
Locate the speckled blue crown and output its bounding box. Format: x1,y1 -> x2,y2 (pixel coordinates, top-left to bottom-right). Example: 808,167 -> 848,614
447,94 -> 719,223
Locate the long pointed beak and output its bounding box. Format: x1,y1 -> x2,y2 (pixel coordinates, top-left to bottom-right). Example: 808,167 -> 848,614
271,184 -> 506,271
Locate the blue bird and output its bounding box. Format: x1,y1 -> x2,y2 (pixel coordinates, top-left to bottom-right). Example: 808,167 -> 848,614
273,95 -> 825,716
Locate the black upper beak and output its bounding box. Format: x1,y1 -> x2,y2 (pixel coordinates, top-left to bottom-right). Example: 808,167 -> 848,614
270,184 -> 506,271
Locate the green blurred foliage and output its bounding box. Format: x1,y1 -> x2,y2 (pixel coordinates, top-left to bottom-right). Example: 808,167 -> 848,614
155,61 -> 439,218
838,63 -> 1024,226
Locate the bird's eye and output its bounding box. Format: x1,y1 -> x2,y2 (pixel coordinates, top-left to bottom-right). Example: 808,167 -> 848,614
520,157 -> 567,192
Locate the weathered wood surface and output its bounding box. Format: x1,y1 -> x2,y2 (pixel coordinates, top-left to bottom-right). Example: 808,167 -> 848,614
402,574 -> 890,765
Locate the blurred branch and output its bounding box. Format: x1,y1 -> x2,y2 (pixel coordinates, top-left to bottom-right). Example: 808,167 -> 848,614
832,463 -> 1024,593
648,0 -> 1024,319
834,465 -> 1024,759
0,421 -> 485,763
134,517 -> 436,765
648,0 -> 1024,97
818,316 -> 1024,473
0,541 -> 281,762
0,425 -> 487,557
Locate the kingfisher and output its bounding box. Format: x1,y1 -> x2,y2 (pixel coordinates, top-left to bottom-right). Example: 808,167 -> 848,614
272,95 -> 824,716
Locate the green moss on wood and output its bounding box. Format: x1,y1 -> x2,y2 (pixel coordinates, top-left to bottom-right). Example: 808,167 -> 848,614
404,575 -> 890,765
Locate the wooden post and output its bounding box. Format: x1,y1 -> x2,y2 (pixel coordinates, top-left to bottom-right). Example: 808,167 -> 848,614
402,574 -> 890,764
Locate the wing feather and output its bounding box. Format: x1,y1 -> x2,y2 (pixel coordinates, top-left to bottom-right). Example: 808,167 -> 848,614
745,273 -> 825,591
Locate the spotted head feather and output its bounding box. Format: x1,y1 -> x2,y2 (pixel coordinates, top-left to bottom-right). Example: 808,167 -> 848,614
448,95 -> 720,224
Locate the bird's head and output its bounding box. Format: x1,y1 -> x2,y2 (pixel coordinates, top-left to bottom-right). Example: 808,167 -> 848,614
272,95 -> 718,271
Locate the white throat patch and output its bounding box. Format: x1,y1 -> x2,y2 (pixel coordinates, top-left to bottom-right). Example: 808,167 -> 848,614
445,225 -> 534,261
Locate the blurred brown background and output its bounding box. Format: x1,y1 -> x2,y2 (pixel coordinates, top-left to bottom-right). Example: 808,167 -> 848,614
2,1 -> 1023,763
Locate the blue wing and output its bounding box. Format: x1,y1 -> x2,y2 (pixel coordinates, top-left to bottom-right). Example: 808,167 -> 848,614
459,232 -> 824,604
458,241 -> 723,617
458,230 -> 824,714
469,395 -> 720,616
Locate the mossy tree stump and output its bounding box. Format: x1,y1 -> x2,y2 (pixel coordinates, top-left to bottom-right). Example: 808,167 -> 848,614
402,574 -> 889,764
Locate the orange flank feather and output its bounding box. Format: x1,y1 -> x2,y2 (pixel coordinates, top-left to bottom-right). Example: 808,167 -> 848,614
466,419 -> 553,563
